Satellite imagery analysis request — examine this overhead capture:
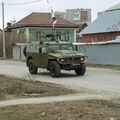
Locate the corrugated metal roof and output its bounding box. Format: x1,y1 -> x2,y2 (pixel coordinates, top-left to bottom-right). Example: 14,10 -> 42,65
106,3 -> 120,12
11,12 -> 77,29
80,9 -> 120,35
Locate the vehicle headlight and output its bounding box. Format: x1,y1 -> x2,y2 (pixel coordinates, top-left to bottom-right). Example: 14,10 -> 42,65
81,57 -> 84,61
57,58 -> 64,63
81,56 -> 88,62
61,58 -> 64,62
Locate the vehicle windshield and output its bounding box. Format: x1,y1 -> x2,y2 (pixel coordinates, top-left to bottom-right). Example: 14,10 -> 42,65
47,44 -> 60,52
61,44 -> 74,50
47,43 -> 74,52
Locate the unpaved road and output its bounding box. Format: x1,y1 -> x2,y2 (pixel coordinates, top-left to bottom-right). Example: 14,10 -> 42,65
0,60 -> 120,107
0,60 -> 120,96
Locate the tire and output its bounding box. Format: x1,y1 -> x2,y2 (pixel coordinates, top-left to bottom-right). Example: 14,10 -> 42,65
28,59 -> 38,74
49,61 -> 61,77
23,46 -> 27,57
75,64 -> 86,76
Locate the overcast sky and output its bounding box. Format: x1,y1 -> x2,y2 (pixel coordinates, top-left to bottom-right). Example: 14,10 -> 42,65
0,0 -> 120,28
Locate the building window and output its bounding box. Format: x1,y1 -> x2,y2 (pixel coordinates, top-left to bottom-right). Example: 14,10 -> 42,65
80,11 -> 88,22
64,32 -> 69,41
56,32 -> 61,40
56,32 -> 69,41
18,31 -> 25,43
36,32 -> 45,42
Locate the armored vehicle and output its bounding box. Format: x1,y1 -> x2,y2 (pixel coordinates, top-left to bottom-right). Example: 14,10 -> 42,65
25,41 -> 87,77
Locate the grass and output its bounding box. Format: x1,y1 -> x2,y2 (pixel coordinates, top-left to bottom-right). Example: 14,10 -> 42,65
0,57 -> 3,60
87,64 -> 120,70
0,75 -> 76,100
0,100 -> 119,120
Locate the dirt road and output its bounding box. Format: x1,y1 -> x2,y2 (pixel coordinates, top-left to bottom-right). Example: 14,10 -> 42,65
0,60 -> 120,96
0,60 -> 120,107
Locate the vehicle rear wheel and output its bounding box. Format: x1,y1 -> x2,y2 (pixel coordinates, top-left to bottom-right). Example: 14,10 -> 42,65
23,45 -> 27,57
28,59 -> 38,74
49,61 -> 61,77
75,64 -> 86,76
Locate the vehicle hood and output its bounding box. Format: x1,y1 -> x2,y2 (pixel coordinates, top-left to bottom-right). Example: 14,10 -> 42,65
49,50 -> 85,58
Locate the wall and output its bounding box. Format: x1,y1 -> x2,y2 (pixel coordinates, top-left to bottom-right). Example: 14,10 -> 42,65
6,27 -> 75,58
75,41 -> 120,65
13,44 -> 26,60
5,28 -> 26,58
81,32 -> 120,42
8,27 -> 75,43
29,27 -> 75,43
64,9 -> 91,25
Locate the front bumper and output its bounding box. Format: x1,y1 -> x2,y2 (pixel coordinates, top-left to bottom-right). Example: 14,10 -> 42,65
61,63 -> 84,70
57,56 -> 87,64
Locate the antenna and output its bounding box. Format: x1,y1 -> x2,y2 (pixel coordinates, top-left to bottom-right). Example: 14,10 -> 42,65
10,16 -> 16,24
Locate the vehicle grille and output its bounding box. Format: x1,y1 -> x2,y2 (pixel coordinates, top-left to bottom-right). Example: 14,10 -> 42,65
64,57 -> 80,64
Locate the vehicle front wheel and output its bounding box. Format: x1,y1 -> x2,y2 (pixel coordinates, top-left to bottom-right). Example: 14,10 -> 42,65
75,64 -> 86,76
49,61 -> 61,77
28,59 -> 38,74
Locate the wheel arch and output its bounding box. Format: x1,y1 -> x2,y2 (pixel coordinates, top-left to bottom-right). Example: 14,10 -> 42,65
27,56 -> 33,66
47,59 -> 57,70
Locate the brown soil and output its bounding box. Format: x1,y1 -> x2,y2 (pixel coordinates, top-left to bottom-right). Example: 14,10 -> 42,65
0,100 -> 119,120
0,75 -> 75,100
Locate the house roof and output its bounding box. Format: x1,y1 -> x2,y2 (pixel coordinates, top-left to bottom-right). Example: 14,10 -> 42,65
80,3 -> 120,35
11,12 -> 77,29
105,3 -> 120,12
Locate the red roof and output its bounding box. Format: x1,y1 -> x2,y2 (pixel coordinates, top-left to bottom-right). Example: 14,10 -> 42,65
11,12 -> 77,28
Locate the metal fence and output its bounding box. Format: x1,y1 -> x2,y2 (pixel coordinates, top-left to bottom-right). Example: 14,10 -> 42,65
74,40 -> 120,65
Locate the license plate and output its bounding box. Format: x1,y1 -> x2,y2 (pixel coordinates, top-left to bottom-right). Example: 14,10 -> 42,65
73,63 -> 80,66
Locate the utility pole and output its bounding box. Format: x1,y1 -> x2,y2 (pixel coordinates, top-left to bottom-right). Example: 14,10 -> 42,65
2,2 -> 6,59
47,0 -> 50,12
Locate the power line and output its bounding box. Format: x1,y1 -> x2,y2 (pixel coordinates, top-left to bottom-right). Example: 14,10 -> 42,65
4,0 -> 42,6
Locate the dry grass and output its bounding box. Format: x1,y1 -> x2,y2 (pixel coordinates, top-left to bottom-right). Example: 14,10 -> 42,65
0,75 -> 120,120
0,75 -> 75,100
87,64 -> 120,70
0,100 -> 119,120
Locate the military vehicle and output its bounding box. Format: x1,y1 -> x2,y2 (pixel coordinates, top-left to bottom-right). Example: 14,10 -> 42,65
24,40 -> 87,77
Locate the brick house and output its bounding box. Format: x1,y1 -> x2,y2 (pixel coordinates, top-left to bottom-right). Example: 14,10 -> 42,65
80,3 -> 120,43
0,29 -> 3,57
5,12 -> 77,57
